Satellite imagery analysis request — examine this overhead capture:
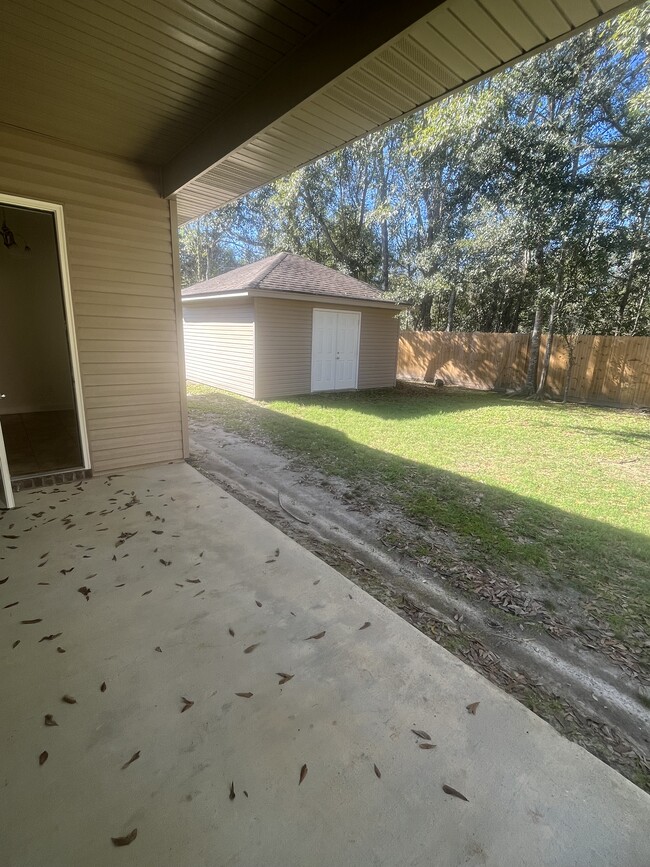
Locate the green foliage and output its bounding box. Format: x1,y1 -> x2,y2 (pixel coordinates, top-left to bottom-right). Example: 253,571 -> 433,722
178,5 -> 650,335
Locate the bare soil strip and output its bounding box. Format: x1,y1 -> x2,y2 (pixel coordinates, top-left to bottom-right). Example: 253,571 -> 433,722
189,419 -> 650,791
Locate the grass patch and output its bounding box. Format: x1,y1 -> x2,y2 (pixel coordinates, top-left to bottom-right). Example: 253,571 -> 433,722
187,382 -> 650,647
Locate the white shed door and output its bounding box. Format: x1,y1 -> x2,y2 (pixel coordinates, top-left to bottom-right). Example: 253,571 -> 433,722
311,310 -> 360,392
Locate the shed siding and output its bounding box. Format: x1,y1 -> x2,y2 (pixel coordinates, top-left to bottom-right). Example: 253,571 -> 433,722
184,301 -> 255,397
0,126 -> 185,473
357,305 -> 400,389
254,297 -> 398,399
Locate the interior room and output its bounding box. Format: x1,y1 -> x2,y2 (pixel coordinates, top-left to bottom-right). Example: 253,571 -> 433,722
0,203 -> 83,477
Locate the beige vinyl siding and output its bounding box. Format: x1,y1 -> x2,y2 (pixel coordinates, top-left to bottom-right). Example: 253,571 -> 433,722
254,296 -> 399,399
0,126 -> 185,473
357,306 -> 400,389
184,301 -> 255,398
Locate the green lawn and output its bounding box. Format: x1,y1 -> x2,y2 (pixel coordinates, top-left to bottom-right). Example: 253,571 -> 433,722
187,383 -> 650,651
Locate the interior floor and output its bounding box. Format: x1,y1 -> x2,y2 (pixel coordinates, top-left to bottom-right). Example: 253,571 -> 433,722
0,410 -> 82,476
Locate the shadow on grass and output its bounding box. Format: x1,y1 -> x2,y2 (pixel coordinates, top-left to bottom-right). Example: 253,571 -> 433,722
188,389 -> 650,648
573,426 -> 650,445
282,383 -> 515,421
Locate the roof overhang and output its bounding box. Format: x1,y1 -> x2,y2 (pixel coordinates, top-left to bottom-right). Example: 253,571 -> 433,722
182,289 -> 407,311
3,1 -> 639,226
167,0 -> 639,224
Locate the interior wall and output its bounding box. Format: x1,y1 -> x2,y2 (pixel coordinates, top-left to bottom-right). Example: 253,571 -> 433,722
0,206 -> 75,414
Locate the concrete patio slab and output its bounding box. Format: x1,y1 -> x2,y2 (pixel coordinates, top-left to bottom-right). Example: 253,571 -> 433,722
1,462 -> 648,867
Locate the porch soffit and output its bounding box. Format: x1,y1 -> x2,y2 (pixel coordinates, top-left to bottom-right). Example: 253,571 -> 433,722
0,0 -> 638,225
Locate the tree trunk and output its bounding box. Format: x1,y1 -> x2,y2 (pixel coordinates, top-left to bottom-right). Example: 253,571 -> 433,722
446,287 -> 457,332
381,219 -> 389,292
523,306 -> 543,394
417,294 -> 433,330
563,339 -> 575,404
378,147 -> 390,292
535,301 -> 557,398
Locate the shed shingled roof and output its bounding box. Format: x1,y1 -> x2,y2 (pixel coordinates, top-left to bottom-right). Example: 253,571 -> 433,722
181,252 -> 398,305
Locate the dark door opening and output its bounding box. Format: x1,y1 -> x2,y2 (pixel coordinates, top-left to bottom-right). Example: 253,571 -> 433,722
0,202 -> 85,478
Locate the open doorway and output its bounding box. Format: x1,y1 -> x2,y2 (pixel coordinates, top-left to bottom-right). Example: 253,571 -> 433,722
0,197 -> 89,483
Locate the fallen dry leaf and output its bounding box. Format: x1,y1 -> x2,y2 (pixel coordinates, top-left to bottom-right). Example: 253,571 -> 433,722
304,631 -> 326,641
154,646 -> 162,653
21,619 -> 42,625
244,643 -> 260,654
419,743 -> 437,750
229,781 -> 235,801
100,682 -> 107,692
44,714 -> 58,727
186,578 -> 200,584
255,600 -> 262,607
111,829 -> 137,847
121,750 -> 140,770
411,729 -> 431,740
299,763 -> 308,785
39,750 -> 48,766
56,647 -> 65,653
159,559 -> 171,567
235,692 -> 254,698
3,601 -> 18,609
228,628 -> 235,637
12,640 -> 20,649
78,586 -> 91,600
0,577 -> 8,585
62,695 -> 77,704
39,633 -> 62,642
359,621 -> 371,630
141,590 -> 152,596
442,784 -> 468,802
374,764 -> 381,779
277,673 -> 294,685
466,702 -> 480,715
180,696 -> 194,713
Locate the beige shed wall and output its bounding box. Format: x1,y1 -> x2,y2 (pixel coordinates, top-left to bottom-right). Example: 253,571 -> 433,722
183,300 -> 255,398
0,126 -> 186,473
254,296 -> 399,399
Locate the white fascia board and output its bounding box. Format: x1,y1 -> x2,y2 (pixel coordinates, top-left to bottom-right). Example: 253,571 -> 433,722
182,291 -> 250,303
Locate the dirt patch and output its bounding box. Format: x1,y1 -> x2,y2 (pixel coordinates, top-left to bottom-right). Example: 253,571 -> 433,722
189,417 -> 650,791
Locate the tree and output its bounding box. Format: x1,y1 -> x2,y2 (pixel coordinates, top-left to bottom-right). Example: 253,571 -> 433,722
177,4 -> 650,341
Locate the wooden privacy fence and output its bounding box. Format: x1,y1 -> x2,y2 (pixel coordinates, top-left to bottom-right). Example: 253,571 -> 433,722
398,331 -> 650,408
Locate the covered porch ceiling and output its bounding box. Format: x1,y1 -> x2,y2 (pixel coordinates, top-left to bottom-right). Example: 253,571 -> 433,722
0,1 -> 638,225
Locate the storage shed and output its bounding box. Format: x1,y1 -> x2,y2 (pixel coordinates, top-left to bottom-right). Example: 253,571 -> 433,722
182,253 -> 404,399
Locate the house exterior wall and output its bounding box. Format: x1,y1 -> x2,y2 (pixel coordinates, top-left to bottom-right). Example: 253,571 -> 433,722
254,296 -> 399,399
183,300 -> 256,398
0,127 -> 186,473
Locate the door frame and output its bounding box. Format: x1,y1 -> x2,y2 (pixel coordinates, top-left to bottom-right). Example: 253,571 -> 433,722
311,307 -> 361,392
0,420 -> 15,508
0,192 -> 91,472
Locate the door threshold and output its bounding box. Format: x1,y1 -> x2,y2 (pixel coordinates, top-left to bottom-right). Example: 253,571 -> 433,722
11,467 -> 91,492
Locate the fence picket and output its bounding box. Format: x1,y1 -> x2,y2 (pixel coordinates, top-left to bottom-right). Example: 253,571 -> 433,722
397,331 -> 650,408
